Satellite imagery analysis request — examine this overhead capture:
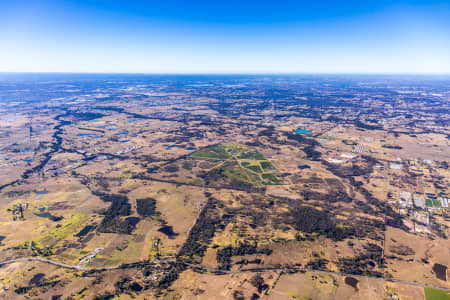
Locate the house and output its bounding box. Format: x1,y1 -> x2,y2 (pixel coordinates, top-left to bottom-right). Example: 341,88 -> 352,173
440,197 -> 449,208
14,203 -> 28,210
390,163 -> 402,170
400,191 -> 412,207
413,195 -> 425,209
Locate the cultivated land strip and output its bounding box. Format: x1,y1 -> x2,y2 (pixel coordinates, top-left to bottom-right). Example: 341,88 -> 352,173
1,256 -> 449,292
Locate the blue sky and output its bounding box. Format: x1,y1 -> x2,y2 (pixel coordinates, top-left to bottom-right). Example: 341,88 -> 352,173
1,0 -> 449,73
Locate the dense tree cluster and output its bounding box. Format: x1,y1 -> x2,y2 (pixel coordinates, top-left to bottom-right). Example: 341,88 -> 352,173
282,205 -> 382,241
216,241 -> 272,270
96,194 -> 138,234
114,277 -> 143,294
337,243 -> 384,277
355,120 -> 383,130
249,273 -> 269,294
136,197 -> 158,217
286,206 -> 353,241
306,258 -> 329,271
156,262 -> 186,290
164,164 -> 179,173
178,198 -> 223,260
301,189 -> 352,203
283,132 -> 321,161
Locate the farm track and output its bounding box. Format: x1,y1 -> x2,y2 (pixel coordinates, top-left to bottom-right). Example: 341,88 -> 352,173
1,256 -> 449,292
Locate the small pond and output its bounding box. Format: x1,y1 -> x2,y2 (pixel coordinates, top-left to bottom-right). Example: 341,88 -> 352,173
294,128 -> 312,134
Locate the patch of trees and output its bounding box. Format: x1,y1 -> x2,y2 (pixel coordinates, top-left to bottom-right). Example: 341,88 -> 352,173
301,189 -> 352,203
235,208 -> 268,227
97,194 -> 138,234
97,216 -> 137,235
156,262 -> 186,290
93,176 -> 111,190
235,258 -> 262,265
29,241 -> 53,257
355,120 -> 383,130
337,243 -> 384,277
216,241 -> 272,270
432,263 -> 448,281
5,190 -> 30,198
322,157 -> 408,231
182,161 -> 194,170
114,277 -> 143,295
249,273 -> 269,294
198,164 -> 227,184
14,278 -> 63,295
345,276 -> 359,289
282,205 -> 382,241
325,178 -> 345,190
178,198 -> 223,260
78,127 -> 104,133
228,179 -> 265,193
15,286 -> 32,295
164,164 -> 179,173
136,198 -> 158,218
29,273 -> 45,285
285,206 -> 347,241
429,216 -> 448,239
98,194 -> 130,214
302,145 -> 321,161
283,132 -> 321,161
70,111 -> 105,121
306,258 -> 329,271
325,116 -> 346,123
343,139 -> 357,146
382,144 -> 402,150
323,161 -> 372,178
49,215 -> 63,222
141,155 -> 159,163
233,290 -> 245,300
390,244 -> 415,256
93,292 -> 115,300
258,127 -> 275,137
358,185 -> 407,231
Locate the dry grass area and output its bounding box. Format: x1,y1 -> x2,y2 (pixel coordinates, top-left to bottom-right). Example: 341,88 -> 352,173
384,226 -> 450,289
167,268 -> 431,300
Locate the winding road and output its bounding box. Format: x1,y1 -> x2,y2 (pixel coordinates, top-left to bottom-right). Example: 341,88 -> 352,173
1,256 -> 449,292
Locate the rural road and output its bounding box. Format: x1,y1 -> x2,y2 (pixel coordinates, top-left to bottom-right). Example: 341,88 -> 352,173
1,256 -> 449,292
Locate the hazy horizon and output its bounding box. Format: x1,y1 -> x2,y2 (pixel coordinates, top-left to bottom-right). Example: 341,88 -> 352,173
1,72 -> 450,76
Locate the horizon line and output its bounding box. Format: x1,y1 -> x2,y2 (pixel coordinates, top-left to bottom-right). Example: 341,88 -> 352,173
1,71 -> 450,76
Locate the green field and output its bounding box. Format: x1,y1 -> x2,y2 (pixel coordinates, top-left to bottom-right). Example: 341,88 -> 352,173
243,164 -> 263,173
432,199 -> 441,207
223,163 -> 261,184
191,144 -> 282,185
262,173 -> 282,184
260,160 -> 276,171
191,145 -> 231,159
425,287 -> 450,300
237,151 -> 265,160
